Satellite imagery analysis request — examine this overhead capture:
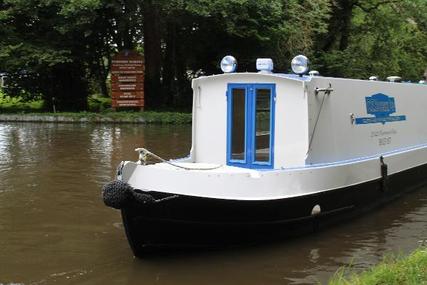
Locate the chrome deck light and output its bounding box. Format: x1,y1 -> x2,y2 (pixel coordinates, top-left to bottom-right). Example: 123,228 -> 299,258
291,55 -> 309,76
220,56 -> 237,73
256,58 -> 274,73
387,76 -> 402,83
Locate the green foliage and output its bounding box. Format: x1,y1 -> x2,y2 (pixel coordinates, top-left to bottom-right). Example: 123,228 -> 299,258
0,91 -> 191,123
163,0 -> 331,70
329,248 -> 427,285
318,0 -> 427,81
0,0 -> 89,109
0,91 -> 43,113
0,0 -> 426,111
88,96 -> 112,112
275,0 -> 331,68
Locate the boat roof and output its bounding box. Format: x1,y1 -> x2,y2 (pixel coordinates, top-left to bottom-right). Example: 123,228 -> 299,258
192,72 -> 312,85
192,72 -> 427,87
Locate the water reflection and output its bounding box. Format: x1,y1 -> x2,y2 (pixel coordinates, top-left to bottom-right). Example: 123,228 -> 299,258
0,122 -> 426,285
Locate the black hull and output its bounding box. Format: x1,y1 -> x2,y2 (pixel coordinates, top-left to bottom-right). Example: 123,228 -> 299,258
120,162 -> 427,256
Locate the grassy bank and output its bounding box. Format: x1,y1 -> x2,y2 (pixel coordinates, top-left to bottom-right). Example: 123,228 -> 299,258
329,247 -> 427,285
0,111 -> 192,124
0,92 -> 191,124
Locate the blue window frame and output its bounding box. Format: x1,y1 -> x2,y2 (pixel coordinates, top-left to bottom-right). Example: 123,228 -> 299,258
226,83 -> 276,169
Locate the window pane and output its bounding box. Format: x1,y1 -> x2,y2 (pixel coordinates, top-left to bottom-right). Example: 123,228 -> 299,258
231,88 -> 246,160
254,89 -> 271,162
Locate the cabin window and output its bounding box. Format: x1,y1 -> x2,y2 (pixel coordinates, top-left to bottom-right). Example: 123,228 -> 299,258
231,88 -> 246,161
254,89 -> 271,163
227,83 -> 275,169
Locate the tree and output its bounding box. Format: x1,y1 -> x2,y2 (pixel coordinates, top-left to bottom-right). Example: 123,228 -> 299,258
1,0 -> 426,111
0,0 -> 90,110
317,0 -> 427,81
159,0 -> 291,108
152,0 -> 330,108
0,0 -> 143,110
143,0 -> 162,108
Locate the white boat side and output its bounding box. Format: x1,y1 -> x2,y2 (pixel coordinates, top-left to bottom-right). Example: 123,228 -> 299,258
306,76 -> 427,165
120,73 -> 427,200
122,142 -> 427,200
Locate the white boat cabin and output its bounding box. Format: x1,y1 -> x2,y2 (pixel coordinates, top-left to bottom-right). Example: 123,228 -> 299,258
190,69 -> 427,170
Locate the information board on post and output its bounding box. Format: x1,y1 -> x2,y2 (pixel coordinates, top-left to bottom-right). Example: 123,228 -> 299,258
111,50 -> 145,110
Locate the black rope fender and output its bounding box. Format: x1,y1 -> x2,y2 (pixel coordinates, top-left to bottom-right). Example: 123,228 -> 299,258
102,180 -> 155,209
102,180 -> 179,209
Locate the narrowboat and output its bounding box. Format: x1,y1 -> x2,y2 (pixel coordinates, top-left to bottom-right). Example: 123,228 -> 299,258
102,55 -> 427,257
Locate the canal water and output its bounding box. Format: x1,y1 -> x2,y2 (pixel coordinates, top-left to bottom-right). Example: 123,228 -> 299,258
0,122 -> 426,285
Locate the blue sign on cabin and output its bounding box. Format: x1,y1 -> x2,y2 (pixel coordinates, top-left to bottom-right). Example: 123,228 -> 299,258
355,93 -> 406,125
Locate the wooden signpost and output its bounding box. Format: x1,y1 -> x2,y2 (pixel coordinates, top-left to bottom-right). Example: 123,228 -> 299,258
111,50 -> 145,110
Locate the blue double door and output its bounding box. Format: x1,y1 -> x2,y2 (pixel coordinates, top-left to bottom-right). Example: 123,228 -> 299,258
226,84 -> 276,169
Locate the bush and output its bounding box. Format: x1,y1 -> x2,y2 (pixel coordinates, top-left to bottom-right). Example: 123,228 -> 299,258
0,91 -> 43,113
88,96 -> 112,112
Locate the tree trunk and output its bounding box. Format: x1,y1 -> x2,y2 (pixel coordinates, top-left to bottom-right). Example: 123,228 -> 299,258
339,0 -> 355,51
97,56 -> 109,98
163,20 -> 177,107
143,0 -> 162,109
320,0 -> 356,52
44,63 -> 89,111
122,0 -> 134,50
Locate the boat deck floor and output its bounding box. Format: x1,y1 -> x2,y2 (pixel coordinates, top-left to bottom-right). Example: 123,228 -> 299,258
147,162 -> 261,174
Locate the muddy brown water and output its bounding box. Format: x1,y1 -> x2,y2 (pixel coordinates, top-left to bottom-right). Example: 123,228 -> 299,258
0,122 -> 426,285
